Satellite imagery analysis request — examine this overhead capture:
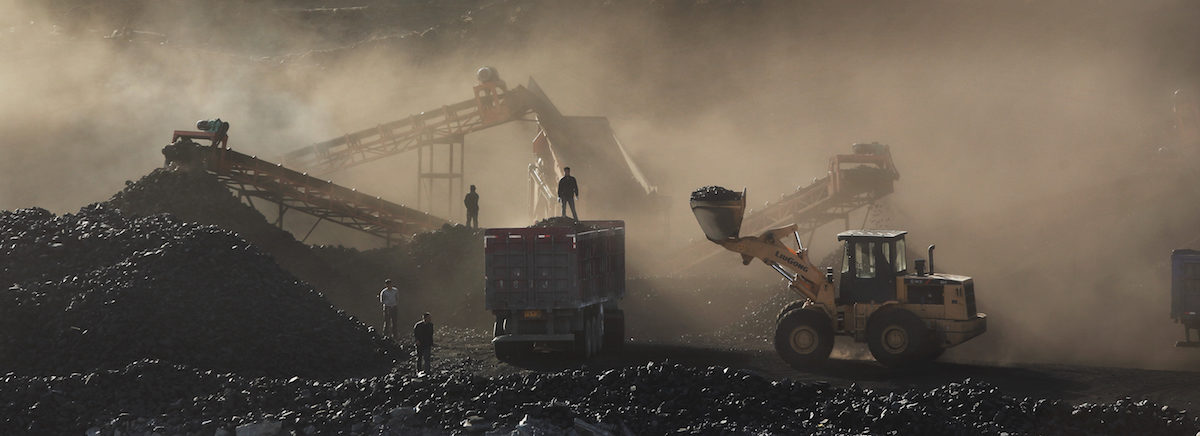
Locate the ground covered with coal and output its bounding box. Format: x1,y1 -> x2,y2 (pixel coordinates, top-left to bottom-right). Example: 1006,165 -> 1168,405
0,204 -> 399,379
3,357 -> 1197,436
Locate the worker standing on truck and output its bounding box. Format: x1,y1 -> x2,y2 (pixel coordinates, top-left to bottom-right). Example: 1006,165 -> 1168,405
413,312 -> 434,372
558,167 -> 579,220
379,279 -> 399,339
464,185 -> 480,228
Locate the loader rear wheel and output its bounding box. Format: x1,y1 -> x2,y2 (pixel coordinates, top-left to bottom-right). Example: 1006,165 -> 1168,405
774,309 -> 834,367
867,308 -> 931,368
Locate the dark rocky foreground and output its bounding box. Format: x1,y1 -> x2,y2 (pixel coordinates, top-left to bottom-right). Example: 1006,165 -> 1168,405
0,204 -> 399,379
2,358 -> 1197,436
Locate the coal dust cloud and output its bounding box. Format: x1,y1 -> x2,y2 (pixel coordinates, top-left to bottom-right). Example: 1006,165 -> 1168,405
3,0 -> 1200,374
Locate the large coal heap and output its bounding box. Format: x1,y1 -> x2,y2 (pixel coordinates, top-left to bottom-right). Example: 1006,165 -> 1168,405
0,203 -> 398,379
109,168 -> 488,329
2,359 -> 1195,435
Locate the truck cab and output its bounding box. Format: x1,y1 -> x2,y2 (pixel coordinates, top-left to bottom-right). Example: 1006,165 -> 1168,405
837,230 -> 907,305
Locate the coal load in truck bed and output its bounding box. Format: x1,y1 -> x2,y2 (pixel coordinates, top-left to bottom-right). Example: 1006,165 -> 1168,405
0,204 -> 398,378
691,185 -> 743,202
531,216 -> 602,229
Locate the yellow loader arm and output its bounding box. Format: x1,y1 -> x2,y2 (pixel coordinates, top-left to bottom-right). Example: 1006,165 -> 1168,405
690,189 -> 836,314
715,225 -> 837,312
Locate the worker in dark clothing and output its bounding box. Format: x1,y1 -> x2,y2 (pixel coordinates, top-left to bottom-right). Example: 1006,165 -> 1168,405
464,185 -> 480,228
413,312 -> 434,372
557,167 -> 579,220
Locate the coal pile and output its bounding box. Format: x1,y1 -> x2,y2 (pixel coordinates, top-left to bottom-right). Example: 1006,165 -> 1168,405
108,169 -> 297,253
2,359 -> 1195,436
0,204 -> 398,379
691,186 -> 743,202
107,169 -> 353,303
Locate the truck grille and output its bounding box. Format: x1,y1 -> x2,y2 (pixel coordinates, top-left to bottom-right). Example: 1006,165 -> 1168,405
964,282 -> 977,317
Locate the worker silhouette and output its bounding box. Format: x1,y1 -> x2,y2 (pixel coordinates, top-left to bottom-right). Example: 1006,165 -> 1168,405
413,312 -> 434,373
558,167 -> 579,220
464,185 -> 479,228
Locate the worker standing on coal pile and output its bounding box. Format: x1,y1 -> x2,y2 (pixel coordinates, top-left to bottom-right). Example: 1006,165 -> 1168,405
558,167 -> 579,220
413,312 -> 434,372
379,279 -> 400,340
464,185 -> 480,228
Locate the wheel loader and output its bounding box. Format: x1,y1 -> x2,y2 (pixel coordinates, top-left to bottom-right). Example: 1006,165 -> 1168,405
691,189 -> 987,367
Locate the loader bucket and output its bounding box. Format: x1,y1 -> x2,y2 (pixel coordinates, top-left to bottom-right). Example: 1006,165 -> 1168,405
690,193 -> 746,242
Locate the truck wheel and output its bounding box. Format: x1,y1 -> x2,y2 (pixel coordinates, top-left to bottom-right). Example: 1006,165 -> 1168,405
603,310 -> 626,351
575,319 -> 594,358
774,308 -> 834,367
777,300 -> 808,321
867,308 -> 930,368
495,342 -> 528,361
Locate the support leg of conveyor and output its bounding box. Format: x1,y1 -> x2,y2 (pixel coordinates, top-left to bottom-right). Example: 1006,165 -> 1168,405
859,202 -> 873,229
302,218 -> 322,243
276,203 -> 288,229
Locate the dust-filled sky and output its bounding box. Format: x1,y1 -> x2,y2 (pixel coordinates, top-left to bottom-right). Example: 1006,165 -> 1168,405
4,0 -> 1200,370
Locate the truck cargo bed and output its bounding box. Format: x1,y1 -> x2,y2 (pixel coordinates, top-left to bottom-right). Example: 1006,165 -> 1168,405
485,221 -> 625,310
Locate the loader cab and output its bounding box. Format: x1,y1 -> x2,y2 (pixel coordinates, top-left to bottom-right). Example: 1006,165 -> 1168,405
837,230 -> 907,305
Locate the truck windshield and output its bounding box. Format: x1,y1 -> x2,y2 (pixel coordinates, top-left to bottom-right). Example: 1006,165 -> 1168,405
895,239 -> 906,273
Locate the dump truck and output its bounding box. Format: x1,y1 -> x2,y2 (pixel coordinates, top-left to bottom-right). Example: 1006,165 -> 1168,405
1172,249 -> 1200,347
485,220 -> 626,359
691,188 -> 987,367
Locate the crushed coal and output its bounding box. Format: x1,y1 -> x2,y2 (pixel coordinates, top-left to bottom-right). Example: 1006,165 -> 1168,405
691,186 -> 743,202
0,204 -> 398,379
530,216 -> 603,229
2,359 -> 1195,435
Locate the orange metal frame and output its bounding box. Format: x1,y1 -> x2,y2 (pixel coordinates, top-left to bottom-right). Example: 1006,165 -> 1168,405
167,139 -> 446,244
281,81 -> 535,175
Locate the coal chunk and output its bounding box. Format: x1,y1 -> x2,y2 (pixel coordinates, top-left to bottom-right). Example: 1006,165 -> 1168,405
690,186 -> 742,202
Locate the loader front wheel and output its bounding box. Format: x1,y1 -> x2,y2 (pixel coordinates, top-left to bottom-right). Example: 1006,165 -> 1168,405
867,308 -> 930,368
777,300 -> 809,321
774,309 -> 834,367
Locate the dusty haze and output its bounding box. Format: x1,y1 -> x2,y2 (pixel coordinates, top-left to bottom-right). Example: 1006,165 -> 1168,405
4,0 -> 1200,370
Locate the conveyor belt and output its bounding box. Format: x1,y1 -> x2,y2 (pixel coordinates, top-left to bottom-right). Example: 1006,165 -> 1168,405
164,136 -> 445,243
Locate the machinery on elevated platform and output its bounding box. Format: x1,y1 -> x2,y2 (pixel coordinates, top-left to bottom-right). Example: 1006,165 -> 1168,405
690,188 -> 987,367
282,67 -> 660,223
162,67 -> 661,243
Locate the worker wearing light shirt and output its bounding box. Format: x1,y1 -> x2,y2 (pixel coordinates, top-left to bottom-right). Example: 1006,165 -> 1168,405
380,279 -> 400,339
